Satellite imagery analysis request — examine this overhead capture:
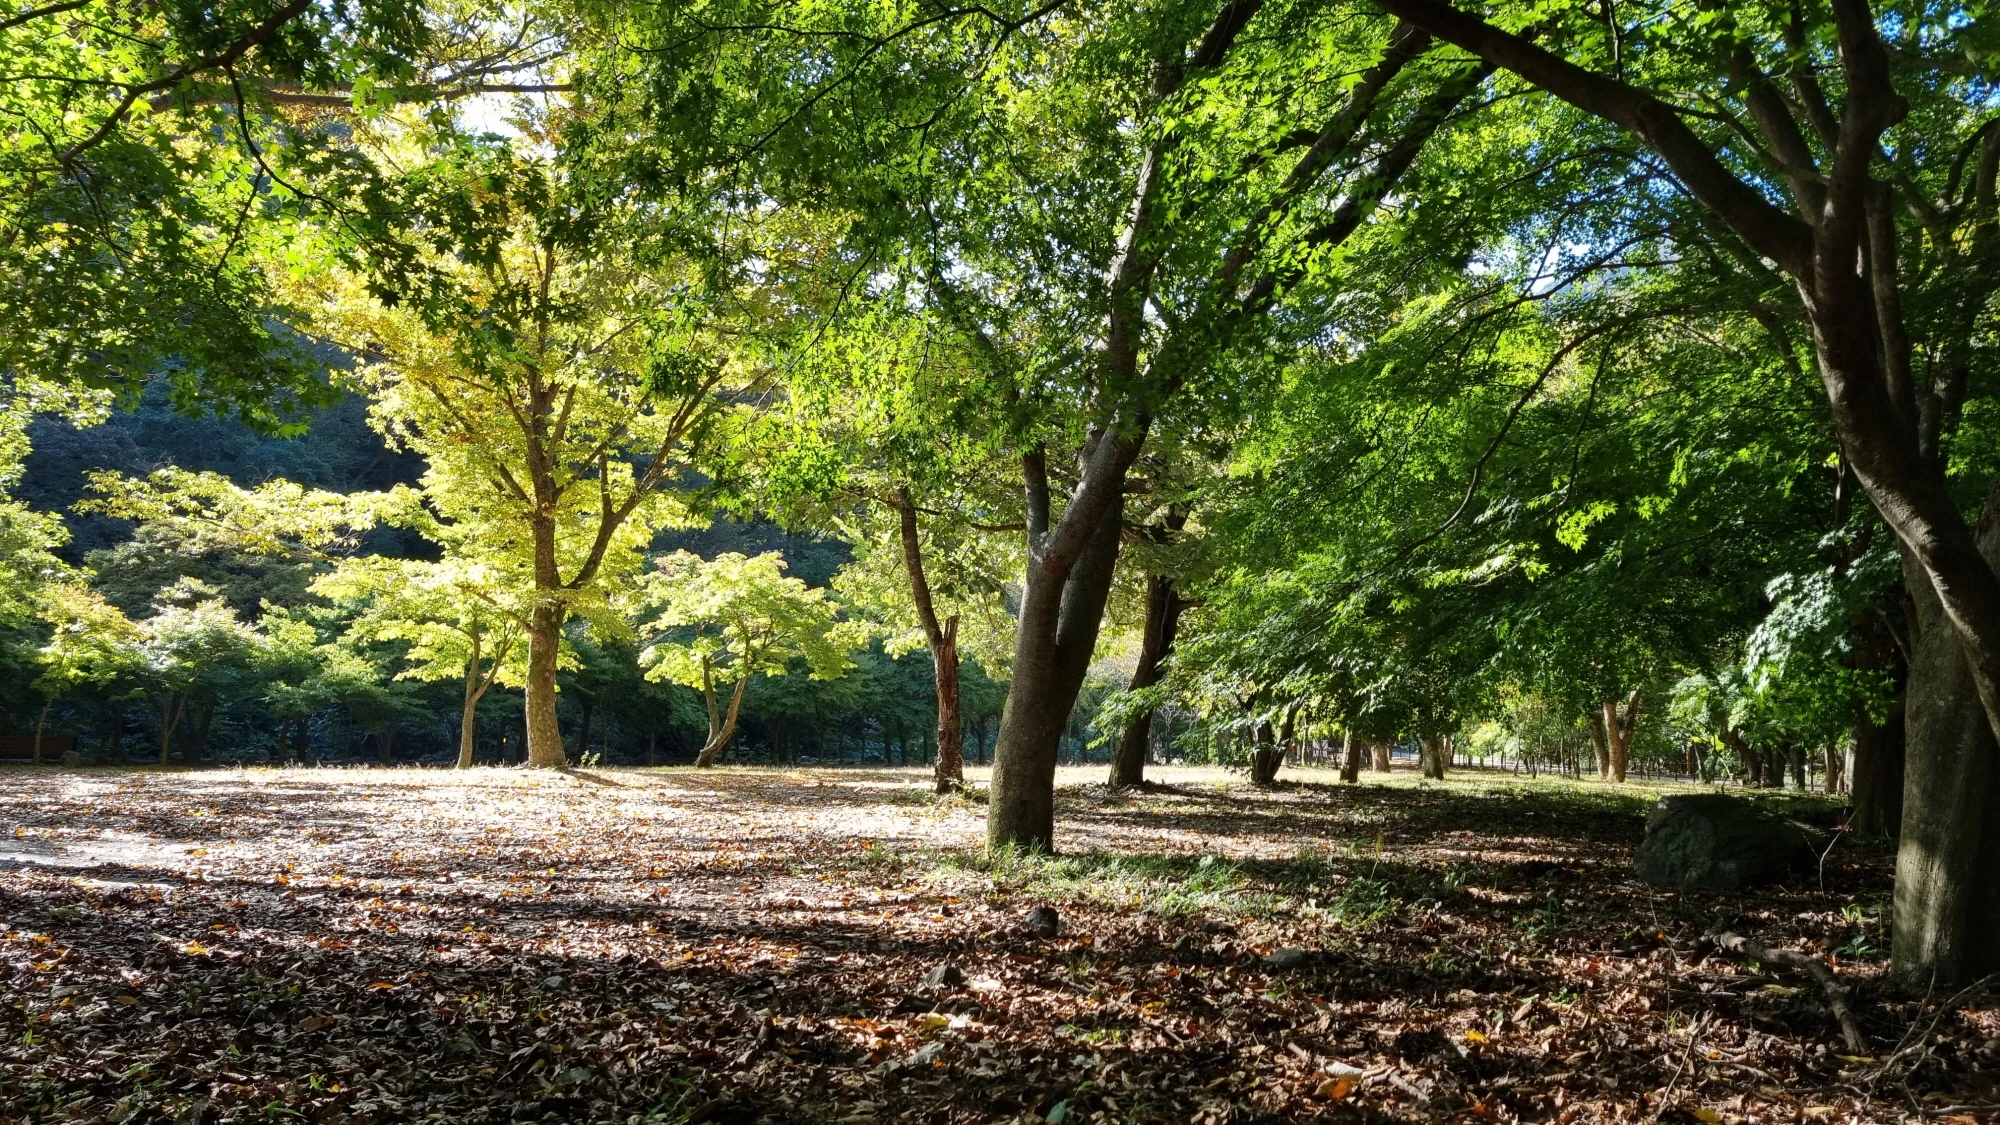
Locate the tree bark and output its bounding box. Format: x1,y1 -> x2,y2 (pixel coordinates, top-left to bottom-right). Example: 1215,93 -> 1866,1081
524,600 -> 567,768
1110,572 -> 1186,787
457,637 -> 487,770
1895,515 -> 2000,985
1850,620 -> 1907,834
1339,729 -> 1361,783
1370,738 -> 1392,772
1588,708 -> 1611,779
893,487 -> 965,794
1602,690 -> 1639,783
1418,732 -> 1447,780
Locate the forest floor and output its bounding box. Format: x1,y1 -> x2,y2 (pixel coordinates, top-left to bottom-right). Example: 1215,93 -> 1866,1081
0,763 -> 1991,1125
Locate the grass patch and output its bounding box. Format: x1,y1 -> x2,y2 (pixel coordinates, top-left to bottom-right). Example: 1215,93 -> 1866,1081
945,846 -> 1282,918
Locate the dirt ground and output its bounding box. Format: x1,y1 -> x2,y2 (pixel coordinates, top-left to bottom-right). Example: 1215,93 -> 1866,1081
0,764 -> 1990,1124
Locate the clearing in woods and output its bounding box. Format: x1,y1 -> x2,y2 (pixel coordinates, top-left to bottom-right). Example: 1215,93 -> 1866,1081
0,765 -> 1988,1123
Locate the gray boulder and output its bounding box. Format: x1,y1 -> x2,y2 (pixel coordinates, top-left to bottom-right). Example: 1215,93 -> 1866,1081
1634,794 -> 1810,891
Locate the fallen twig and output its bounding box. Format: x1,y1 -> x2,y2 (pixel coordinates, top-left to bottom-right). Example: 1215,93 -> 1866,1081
1707,929 -> 1867,1054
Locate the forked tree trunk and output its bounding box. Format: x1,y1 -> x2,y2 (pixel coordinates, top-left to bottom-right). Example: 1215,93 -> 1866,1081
457,641 -> 489,769
524,600 -> 567,768
156,693 -> 186,765
1110,572 -> 1186,787
989,443 -> 1133,851
1339,729 -> 1361,783
1720,728 -> 1759,787
1589,711 -> 1611,779
694,674 -> 749,768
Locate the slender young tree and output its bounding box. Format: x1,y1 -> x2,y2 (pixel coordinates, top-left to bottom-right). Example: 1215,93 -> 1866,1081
635,551 -> 857,767
315,557 -> 527,769
292,151 -> 747,768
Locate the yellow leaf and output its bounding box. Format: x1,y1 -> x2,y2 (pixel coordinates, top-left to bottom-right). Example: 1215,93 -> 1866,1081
1691,1109 -> 1722,1124
366,981 -> 396,990
298,1015 -> 336,1031
182,942 -> 208,955
1464,1029 -> 1489,1044
1835,1055 -> 1876,1063
916,1013 -> 950,1030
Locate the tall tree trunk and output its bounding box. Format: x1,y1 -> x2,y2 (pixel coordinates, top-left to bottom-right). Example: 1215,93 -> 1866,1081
1370,739 -> 1392,772
457,644 -> 486,770
107,705 -> 124,763
894,484 -> 967,793
524,600 -> 567,768
1896,520 -> 2000,984
156,693 -> 187,765
1588,708 -> 1611,779
1110,572 -> 1186,787
1418,732 -> 1447,780
32,699 -> 50,765
1339,729 -> 1361,783
377,715 -> 398,766
1851,642 -> 1908,835
1602,690 -> 1639,783
989,442 -> 1134,852
1823,744 -> 1844,795
187,703 -> 214,763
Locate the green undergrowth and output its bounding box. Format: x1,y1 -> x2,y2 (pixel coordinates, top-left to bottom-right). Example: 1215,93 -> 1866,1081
932,845 -> 1412,928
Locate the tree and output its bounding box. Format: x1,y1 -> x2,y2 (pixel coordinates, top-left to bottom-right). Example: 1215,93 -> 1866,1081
635,551 -> 856,767
583,0 -> 1496,850
134,582 -> 262,764
315,556 -> 526,768
31,585 -> 143,763
0,0 -> 568,422
825,489 -> 1019,791
292,149 -> 749,768
1368,0 -> 2000,986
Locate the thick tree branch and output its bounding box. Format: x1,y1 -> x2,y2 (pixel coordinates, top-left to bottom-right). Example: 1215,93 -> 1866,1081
1366,0 -> 1815,274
